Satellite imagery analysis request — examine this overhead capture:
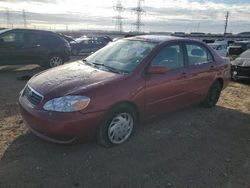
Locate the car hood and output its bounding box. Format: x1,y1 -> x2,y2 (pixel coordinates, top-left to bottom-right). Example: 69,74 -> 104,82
28,61 -> 122,98
231,58 -> 250,67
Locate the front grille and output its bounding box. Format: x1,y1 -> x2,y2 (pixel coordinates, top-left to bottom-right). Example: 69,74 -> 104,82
232,65 -> 250,77
23,85 -> 43,106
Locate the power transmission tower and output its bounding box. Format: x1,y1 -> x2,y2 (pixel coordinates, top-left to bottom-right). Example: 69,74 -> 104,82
113,0 -> 125,33
132,0 -> 145,33
6,8 -> 11,28
22,9 -> 27,28
224,11 -> 229,35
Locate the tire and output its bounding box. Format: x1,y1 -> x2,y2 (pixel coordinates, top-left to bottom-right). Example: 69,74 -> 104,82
202,80 -> 222,108
48,55 -> 64,68
97,104 -> 137,147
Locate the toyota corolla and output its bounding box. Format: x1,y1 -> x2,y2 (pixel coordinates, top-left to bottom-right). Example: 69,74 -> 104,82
19,35 -> 231,147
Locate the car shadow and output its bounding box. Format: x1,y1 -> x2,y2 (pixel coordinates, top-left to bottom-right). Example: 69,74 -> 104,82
0,105 -> 250,188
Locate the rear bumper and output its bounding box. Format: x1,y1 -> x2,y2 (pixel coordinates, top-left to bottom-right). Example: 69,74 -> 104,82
19,96 -> 106,144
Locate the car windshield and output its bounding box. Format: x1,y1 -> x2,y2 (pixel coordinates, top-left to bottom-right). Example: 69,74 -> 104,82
85,39 -> 157,73
0,29 -> 10,35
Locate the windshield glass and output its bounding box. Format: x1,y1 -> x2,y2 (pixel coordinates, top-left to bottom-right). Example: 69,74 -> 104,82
0,29 -> 9,35
85,39 -> 157,73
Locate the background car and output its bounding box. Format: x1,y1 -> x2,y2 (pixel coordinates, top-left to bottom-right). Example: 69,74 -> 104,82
227,41 -> 250,59
231,49 -> 250,80
0,28 -> 71,68
70,36 -> 111,56
19,35 -> 230,147
208,43 -> 227,57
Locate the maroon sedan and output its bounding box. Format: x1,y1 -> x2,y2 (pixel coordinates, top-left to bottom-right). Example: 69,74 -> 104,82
19,35 -> 231,147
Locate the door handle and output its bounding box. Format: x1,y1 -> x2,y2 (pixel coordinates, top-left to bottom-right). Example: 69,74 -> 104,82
210,65 -> 215,70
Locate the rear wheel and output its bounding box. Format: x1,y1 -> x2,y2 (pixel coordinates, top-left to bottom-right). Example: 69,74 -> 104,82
48,55 -> 64,68
97,104 -> 137,147
202,80 -> 222,108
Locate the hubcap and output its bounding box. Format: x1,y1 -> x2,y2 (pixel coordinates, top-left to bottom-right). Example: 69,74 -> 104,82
49,56 -> 63,67
108,113 -> 133,144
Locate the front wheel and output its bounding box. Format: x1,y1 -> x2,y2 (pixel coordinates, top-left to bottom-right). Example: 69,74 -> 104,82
202,80 -> 222,108
97,104 -> 137,147
48,55 -> 64,68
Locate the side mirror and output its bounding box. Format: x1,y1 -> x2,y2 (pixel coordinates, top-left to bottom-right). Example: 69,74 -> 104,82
147,65 -> 168,74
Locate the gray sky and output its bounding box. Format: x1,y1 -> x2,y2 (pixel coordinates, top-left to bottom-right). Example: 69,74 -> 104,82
0,0 -> 250,33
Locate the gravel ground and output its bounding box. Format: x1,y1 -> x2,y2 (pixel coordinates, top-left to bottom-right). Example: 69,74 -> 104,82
0,62 -> 249,188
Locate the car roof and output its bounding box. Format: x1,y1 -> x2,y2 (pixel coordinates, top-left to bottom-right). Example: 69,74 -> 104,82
0,28 -> 59,36
126,35 -> 198,44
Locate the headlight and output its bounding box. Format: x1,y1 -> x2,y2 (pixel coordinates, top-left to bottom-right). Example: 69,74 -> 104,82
43,96 -> 90,112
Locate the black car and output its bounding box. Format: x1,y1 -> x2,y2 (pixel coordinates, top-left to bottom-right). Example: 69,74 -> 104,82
0,29 -> 71,68
70,36 -> 111,56
227,41 -> 250,59
231,49 -> 250,80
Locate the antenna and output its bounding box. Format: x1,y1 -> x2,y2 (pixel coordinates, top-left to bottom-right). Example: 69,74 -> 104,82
224,11 -> 229,35
113,0 -> 125,33
6,8 -> 11,28
132,0 -> 145,33
22,9 -> 27,28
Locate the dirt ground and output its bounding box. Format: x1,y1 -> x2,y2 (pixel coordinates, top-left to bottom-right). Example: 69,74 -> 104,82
0,62 -> 249,188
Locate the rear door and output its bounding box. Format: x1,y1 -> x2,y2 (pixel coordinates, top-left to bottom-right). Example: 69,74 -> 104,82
145,43 -> 191,118
183,42 -> 217,103
0,30 -> 25,65
23,32 -> 49,64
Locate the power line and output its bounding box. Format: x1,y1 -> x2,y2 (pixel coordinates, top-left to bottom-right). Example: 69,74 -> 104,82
22,9 -> 27,28
6,8 -> 11,28
113,0 -> 125,33
132,0 -> 145,33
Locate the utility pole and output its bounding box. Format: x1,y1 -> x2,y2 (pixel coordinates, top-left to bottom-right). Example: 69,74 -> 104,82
6,8 -> 11,28
22,9 -> 27,28
113,0 -> 124,33
132,0 -> 145,33
224,11 -> 229,36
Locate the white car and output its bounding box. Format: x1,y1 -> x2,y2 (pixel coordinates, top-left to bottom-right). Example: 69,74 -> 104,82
208,43 -> 228,57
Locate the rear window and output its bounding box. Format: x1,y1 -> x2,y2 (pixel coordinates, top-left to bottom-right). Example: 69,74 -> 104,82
186,44 -> 213,66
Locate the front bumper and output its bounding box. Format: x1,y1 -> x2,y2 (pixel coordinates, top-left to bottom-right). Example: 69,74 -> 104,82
231,65 -> 250,79
19,96 -> 105,144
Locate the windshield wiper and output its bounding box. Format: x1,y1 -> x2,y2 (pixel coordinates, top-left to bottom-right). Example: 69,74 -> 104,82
91,62 -> 124,74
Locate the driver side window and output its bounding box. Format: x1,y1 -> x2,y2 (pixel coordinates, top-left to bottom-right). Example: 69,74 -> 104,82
151,44 -> 184,70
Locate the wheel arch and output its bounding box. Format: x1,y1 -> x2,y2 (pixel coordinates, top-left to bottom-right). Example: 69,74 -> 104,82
107,101 -> 141,123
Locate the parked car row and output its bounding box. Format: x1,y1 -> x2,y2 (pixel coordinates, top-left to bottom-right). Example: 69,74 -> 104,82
0,28 -> 112,68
